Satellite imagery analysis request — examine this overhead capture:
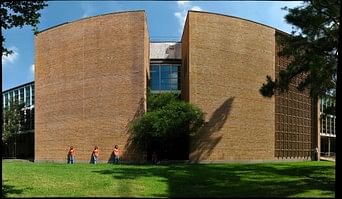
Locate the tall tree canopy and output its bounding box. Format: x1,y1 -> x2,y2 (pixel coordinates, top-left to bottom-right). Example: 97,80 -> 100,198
260,0 -> 339,99
1,0 -> 48,55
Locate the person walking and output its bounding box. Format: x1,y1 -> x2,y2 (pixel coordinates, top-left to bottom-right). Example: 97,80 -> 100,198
67,146 -> 75,164
113,145 -> 120,164
92,146 -> 99,164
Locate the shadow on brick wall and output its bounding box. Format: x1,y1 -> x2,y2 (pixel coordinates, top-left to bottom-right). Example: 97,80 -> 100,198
190,97 -> 235,162
121,97 -> 146,163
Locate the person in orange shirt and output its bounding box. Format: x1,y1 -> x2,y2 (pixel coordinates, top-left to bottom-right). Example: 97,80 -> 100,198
92,146 -> 99,164
113,145 -> 120,164
67,146 -> 75,164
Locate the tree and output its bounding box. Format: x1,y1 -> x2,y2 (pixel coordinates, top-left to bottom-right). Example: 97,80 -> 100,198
2,100 -> 25,157
1,0 -> 48,55
130,93 -> 204,161
260,0 -> 339,99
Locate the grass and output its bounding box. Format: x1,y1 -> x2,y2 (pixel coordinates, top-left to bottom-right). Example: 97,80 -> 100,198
2,160 -> 335,197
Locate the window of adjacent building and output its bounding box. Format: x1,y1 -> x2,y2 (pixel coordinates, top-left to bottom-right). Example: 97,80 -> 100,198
19,88 -> 24,104
150,64 -> 180,93
31,84 -> 35,105
6,93 -> 10,107
3,95 -> 5,108
320,96 -> 336,135
25,86 -> 31,106
14,90 -> 19,102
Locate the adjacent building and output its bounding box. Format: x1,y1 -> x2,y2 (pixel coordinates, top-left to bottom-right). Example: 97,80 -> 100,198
319,97 -> 336,157
3,10 -> 335,162
2,81 -> 35,158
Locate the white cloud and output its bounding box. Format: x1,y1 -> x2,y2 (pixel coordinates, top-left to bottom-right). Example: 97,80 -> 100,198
174,2 -> 202,34
177,1 -> 189,6
2,46 -> 19,66
80,1 -> 122,19
80,2 -> 95,18
174,11 -> 186,31
31,64 -> 35,73
190,6 -> 202,11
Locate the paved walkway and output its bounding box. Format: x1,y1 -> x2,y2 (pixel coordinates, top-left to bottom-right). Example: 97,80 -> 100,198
320,156 -> 336,162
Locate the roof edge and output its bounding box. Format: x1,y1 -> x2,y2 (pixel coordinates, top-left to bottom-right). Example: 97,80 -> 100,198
37,10 -> 146,34
188,10 -> 290,35
150,41 -> 181,43
3,81 -> 35,93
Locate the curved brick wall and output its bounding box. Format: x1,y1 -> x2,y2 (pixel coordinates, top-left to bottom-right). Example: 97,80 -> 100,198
182,11 -> 276,161
35,11 -> 149,162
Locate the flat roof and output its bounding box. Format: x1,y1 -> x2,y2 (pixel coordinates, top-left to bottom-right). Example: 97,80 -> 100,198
3,81 -> 35,93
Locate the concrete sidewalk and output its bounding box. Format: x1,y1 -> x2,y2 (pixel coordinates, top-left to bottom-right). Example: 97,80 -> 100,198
320,156 -> 336,162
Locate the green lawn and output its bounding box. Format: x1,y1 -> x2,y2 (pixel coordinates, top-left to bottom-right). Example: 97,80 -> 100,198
2,160 -> 335,197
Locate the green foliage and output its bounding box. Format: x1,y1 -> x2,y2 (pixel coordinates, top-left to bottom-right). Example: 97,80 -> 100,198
2,100 -> 25,144
1,0 -> 48,55
260,0 -> 339,98
130,93 -> 204,157
147,92 -> 180,112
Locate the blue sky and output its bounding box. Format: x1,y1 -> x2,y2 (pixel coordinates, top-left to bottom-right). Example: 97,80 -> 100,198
2,1 -> 303,91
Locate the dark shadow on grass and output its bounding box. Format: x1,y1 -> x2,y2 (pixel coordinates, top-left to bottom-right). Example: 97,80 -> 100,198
92,163 -> 335,197
2,180 -> 25,197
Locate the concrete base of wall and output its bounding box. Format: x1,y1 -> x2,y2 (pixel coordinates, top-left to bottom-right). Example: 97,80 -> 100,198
187,157 -> 313,164
33,157 -> 314,164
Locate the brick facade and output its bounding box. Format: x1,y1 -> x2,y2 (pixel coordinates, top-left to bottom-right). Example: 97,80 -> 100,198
182,11 -> 317,162
183,11 -> 276,161
35,11 -> 149,163
34,10 -> 317,163
274,31 -> 318,159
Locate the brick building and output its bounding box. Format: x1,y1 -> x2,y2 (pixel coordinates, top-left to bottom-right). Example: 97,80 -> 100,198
4,10 -> 329,162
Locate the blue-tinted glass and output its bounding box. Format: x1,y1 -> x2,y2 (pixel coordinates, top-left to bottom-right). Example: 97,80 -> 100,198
170,71 -> 178,79
149,64 -> 181,92
170,78 -> 178,85
150,78 -> 160,90
151,65 -> 159,72
161,79 -> 171,90
150,70 -> 159,80
171,66 -> 178,72
161,65 -> 170,79
170,84 -> 178,90
150,65 -> 160,90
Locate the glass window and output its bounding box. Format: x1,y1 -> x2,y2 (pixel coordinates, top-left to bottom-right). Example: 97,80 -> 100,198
26,86 -> 31,106
322,117 -> 326,134
20,88 -> 24,104
160,65 -> 170,79
31,85 -> 35,105
150,65 -> 160,90
149,64 -> 180,92
14,90 -> 19,102
6,93 -> 10,107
